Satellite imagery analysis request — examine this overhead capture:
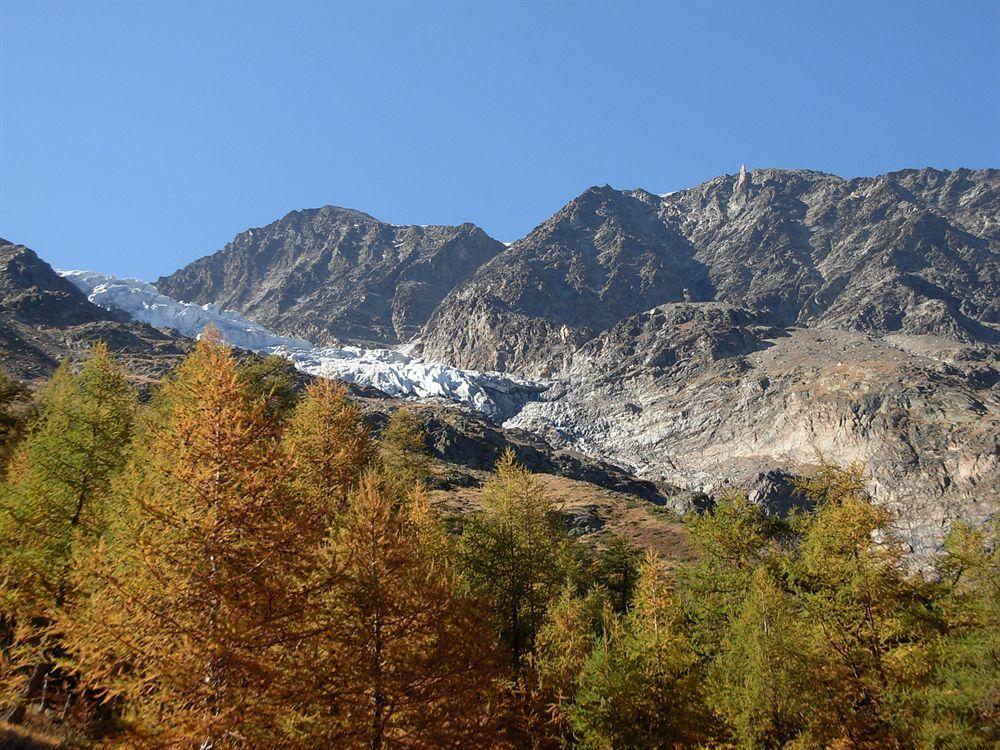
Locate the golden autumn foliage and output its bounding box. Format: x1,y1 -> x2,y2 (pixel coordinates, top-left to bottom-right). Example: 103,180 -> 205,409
0,344 -> 134,724
285,377 -> 373,515
293,473 -> 509,749
0,344 -> 996,749
62,333 -> 321,748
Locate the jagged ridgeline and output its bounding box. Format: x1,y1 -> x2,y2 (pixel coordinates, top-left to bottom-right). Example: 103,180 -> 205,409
0,340 -> 996,748
157,168 -> 999,373
150,167 -> 1000,562
157,209 -> 507,347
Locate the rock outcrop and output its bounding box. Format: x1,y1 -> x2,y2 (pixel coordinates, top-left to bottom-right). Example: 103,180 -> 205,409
507,303 -> 999,560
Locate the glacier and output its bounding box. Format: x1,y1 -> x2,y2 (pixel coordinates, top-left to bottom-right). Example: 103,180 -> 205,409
60,270 -> 311,350
59,270 -> 545,419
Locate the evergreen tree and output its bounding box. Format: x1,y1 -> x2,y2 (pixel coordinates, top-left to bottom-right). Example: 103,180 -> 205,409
457,450 -> 580,670
301,472 -> 508,749
787,464 -> 938,747
919,522 -> 999,748
705,564 -> 813,748
0,345 -> 134,724
595,535 -> 640,615
0,367 -> 30,468
378,407 -> 431,489
679,491 -> 785,658
532,585 -> 610,744
238,353 -> 301,423
569,553 -> 707,749
285,377 -> 373,515
63,333 -> 321,748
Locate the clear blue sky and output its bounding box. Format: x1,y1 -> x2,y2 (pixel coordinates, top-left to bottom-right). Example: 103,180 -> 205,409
1,1 -> 998,280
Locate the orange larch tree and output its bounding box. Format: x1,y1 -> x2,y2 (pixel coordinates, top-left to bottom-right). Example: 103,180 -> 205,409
299,472 -> 509,749
64,332 -> 324,749
284,377 -> 373,516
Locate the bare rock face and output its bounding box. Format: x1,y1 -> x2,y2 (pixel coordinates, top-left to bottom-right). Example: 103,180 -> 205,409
157,207 -> 506,347
0,239 -> 189,382
507,303 -> 999,561
421,168 -> 1000,376
421,186 -> 715,376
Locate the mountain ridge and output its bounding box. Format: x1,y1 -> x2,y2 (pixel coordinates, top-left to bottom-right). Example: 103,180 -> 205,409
421,166 -> 1000,375
0,239 -> 189,381
156,206 -> 506,347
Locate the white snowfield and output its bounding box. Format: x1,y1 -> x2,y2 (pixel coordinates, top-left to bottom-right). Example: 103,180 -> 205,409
59,270 -> 545,419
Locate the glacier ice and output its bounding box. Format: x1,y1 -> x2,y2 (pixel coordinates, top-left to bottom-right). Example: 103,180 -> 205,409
59,270 -> 545,419
60,270 -> 311,350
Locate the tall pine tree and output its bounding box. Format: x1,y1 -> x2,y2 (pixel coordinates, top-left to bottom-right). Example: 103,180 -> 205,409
569,552 -> 707,749
64,333 -> 321,748
299,472 -> 507,749
284,377 -> 373,516
0,344 -> 134,724
457,450 -> 580,671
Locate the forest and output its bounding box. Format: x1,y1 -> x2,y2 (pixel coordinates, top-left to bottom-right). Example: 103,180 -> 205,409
0,334 -> 996,749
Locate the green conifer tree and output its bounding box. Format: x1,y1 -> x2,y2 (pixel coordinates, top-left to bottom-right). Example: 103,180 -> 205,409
378,407 -> 431,490
532,585 -> 610,743
457,450 -> 580,670
706,564 -> 813,748
0,344 -> 135,723
569,553 -> 707,749
595,535 -> 641,615
237,353 -> 300,423
919,522 -> 999,748
679,491 -> 785,658
0,367 -> 30,468
787,464 -> 938,747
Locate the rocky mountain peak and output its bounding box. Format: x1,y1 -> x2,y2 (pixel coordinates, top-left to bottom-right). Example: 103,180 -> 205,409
420,167 -> 998,376
157,209 -> 506,346
0,239 -> 118,328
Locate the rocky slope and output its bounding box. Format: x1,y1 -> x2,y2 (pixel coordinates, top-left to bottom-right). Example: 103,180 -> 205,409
0,240 -> 189,382
507,302 -> 999,560
11,166 -> 997,559
421,167 -> 1000,376
157,207 -> 506,346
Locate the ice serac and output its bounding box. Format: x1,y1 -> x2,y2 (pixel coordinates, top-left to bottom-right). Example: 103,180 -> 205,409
156,207 -> 506,347
59,269 -> 544,420
275,345 -> 544,421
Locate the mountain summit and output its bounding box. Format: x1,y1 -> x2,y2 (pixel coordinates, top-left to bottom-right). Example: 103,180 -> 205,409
156,207 -> 506,347
421,167 -> 1000,375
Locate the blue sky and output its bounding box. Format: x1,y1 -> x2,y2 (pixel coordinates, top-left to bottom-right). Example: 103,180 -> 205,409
1,1 -> 997,280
